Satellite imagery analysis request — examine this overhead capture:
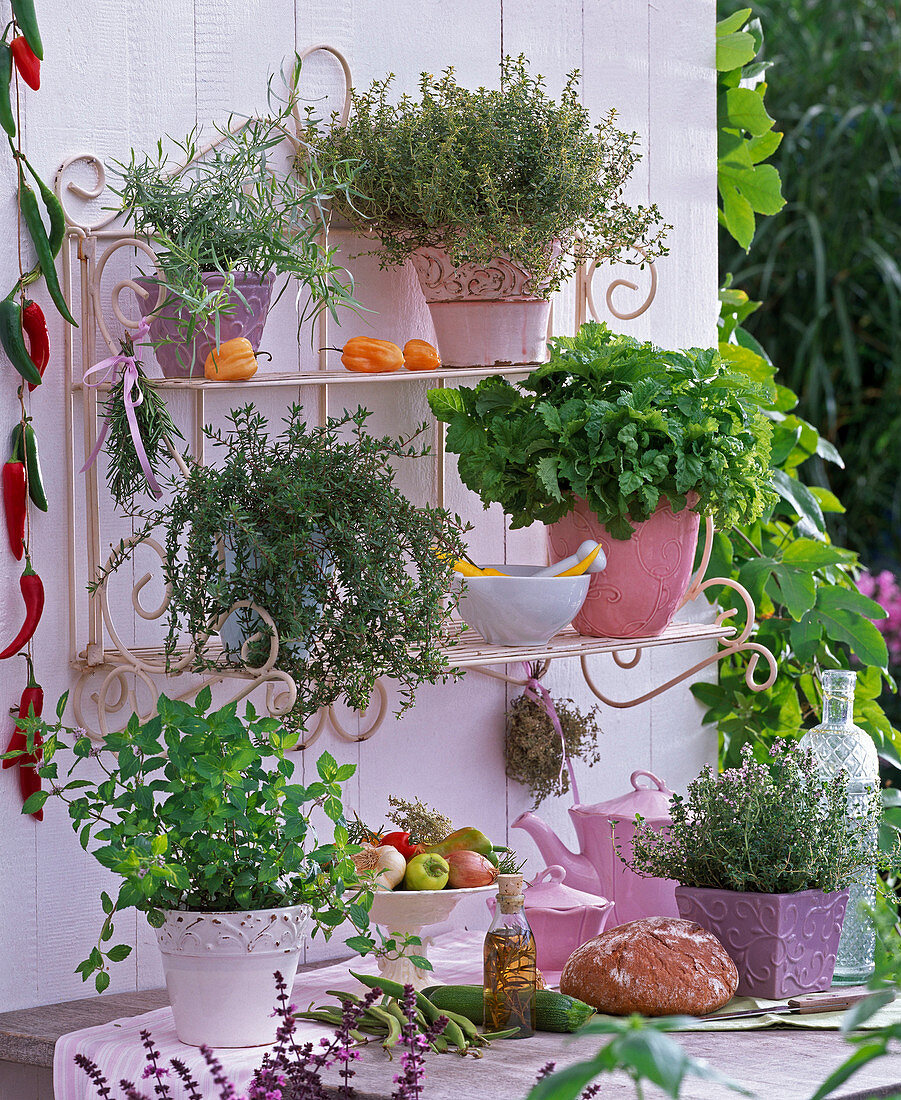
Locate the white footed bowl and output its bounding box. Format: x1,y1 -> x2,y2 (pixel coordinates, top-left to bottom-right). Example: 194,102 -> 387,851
368,885 -> 495,989
455,565 -> 591,645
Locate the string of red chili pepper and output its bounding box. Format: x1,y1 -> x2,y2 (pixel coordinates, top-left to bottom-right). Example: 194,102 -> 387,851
2,0 -> 46,821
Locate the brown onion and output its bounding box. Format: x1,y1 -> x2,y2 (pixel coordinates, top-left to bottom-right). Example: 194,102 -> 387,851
445,849 -> 498,889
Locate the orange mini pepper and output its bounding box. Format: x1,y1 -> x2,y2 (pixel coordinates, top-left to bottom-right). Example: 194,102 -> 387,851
341,336 -> 404,373
403,339 -> 441,371
204,337 -> 258,381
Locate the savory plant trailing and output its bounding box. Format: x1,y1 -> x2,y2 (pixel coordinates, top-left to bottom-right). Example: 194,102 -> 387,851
303,57 -> 668,295
628,741 -> 885,895
13,690 -> 363,992
428,321 -> 775,538
96,403 -> 468,724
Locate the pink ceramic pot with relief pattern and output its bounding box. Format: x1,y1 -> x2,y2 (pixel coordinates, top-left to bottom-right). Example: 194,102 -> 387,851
547,495 -> 701,639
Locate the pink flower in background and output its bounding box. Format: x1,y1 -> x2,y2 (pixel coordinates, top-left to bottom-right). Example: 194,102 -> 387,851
859,570 -> 901,664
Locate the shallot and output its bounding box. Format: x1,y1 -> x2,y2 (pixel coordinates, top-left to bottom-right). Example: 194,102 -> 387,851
445,849 -> 498,889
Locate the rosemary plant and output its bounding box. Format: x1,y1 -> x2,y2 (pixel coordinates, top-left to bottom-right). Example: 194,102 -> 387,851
112,63 -> 361,343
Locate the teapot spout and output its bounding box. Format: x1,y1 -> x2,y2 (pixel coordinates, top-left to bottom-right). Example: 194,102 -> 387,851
512,811 -> 602,895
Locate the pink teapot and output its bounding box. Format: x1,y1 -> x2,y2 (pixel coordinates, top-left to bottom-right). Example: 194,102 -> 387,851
513,770 -> 679,927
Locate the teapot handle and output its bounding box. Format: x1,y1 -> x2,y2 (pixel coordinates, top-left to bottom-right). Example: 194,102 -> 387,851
630,770 -> 672,794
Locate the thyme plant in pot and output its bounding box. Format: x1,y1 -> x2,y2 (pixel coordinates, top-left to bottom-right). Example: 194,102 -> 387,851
428,321 -> 775,638
627,741 -> 888,999
99,403 -> 468,728
114,71 -> 359,378
15,690 -> 363,1047
304,57 -> 668,366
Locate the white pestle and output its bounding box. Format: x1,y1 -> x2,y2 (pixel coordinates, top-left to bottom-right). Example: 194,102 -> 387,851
532,539 -> 607,578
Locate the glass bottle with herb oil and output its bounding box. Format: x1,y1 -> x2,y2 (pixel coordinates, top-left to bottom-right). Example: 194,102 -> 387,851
484,873 -> 537,1037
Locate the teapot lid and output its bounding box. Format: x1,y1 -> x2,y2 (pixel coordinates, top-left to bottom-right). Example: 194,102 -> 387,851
525,865 -> 613,912
574,770 -> 673,823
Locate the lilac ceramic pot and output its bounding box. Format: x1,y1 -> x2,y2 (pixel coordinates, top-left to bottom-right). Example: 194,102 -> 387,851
675,885 -> 849,999
546,495 -> 701,639
135,271 -> 275,378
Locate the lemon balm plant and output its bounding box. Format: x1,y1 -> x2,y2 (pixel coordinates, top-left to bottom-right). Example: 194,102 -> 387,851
16,689 -> 364,997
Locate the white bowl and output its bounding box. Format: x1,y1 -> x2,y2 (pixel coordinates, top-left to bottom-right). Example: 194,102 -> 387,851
367,885 -> 496,990
455,565 -> 591,645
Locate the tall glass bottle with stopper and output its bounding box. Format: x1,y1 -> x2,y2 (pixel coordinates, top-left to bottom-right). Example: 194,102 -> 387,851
484,873 -> 537,1038
799,668 -> 879,984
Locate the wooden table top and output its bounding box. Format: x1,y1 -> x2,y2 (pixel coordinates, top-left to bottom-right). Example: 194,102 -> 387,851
2,965 -> 901,1100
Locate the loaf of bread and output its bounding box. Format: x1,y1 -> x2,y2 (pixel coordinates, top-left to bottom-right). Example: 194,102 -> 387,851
559,916 -> 738,1017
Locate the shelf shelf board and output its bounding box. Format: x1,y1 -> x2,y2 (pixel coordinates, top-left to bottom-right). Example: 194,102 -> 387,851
71,363 -> 539,392
75,621 -> 734,675
440,621 -> 734,669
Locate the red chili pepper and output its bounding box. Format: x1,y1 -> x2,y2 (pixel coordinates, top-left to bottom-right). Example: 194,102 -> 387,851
9,36 -> 40,91
3,458 -> 26,559
3,656 -> 43,820
378,831 -> 424,861
22,300 -> 49,391
0,561 -> 43,659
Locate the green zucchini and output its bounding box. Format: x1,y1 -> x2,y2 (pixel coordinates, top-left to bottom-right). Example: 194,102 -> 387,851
422,984 -> 595,1033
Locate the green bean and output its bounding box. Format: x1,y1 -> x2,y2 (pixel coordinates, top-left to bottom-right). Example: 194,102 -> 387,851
367,1005 -> 403,1049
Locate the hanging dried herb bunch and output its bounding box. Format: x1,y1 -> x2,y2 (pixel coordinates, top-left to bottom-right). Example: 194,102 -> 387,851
505,693 -> 603,807
101,334 -> 183,511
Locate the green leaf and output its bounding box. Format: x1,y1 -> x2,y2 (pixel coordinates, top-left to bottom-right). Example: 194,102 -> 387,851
840,989 -> 895,1033
334,763 -> 356,782
316,751 -> 338,781
817,585 -> 887,621
106,944 -> 133,963
95,971 -> 111,993
746,129 -> 783,163
526,1056 -> 608,1100
716,8 -> 752,36
771,565 -> 816,619
721,163 -> 785,215
771,468 -> 825,534
719,88 -> 775,136
808,1040 -> 888,1100
781,539 -> 851,569
426,387 -> 464,421
535,455 -> 563,501
22,790 -> 49,815
716,31 -> 757,72
719,183 -> 756,251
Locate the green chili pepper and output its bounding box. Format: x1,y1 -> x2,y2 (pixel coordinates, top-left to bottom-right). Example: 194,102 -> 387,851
11,421 -> 47,512
17,164 -> 77,327
22,156 -> 64,257
0,45 -> 15,139
11,0 -> 43,60
0,292 -> 42,387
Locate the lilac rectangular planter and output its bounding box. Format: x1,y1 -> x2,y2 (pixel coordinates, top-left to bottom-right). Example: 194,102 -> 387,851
675,885 -> 849,999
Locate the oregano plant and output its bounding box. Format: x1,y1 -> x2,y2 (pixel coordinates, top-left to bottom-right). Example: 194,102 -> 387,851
13,689 -> 365,992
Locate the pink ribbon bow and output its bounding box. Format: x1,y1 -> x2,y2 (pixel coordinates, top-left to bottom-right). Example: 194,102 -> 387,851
79,320 -> 163,499
521,662 -> 580,805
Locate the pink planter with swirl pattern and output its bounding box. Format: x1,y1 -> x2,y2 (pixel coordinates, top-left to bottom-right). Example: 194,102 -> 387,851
675,886 -> 849,999
547,495 -> 701,639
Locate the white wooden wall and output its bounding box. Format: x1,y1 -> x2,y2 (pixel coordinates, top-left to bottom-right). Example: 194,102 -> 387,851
0,0 -> 717,1015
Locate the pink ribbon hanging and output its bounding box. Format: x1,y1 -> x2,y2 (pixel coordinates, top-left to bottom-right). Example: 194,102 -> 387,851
79,319 -> 163,499
520,662 -> 581,805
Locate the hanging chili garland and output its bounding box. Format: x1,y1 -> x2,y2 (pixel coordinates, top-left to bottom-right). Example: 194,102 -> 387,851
0,0 -> 74,820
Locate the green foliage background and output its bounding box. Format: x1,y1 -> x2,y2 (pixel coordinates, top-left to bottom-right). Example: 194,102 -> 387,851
718,0 -> 901,559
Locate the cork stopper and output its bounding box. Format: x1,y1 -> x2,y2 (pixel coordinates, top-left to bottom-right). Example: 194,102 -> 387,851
496,873 -> 525,914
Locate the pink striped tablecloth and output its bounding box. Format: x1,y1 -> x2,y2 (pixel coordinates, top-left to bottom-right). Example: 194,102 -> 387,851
53,931 -> 486,1100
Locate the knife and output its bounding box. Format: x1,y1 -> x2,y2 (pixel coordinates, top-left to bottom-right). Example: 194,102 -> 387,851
701,990 -> 890,1022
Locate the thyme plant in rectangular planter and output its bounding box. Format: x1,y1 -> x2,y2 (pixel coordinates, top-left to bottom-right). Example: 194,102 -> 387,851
627,741 -> 887,998
303,57 -> 668,366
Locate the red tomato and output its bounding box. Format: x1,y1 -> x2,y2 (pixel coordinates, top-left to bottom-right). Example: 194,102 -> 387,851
378,831 -> 423,861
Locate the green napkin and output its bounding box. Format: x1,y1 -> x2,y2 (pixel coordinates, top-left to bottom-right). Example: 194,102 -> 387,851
671,993 -> 901,1031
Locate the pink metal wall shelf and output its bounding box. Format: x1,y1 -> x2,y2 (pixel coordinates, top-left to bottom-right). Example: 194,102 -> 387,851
54,45 -> 776,743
